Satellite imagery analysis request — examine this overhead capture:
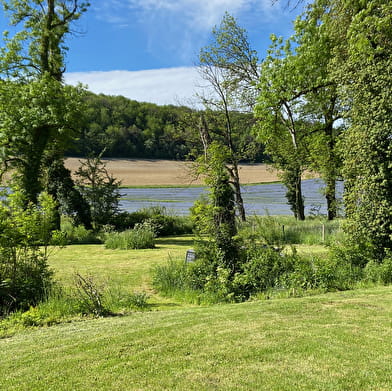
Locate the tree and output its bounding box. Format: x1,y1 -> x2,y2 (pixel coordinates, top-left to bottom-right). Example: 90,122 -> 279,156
191,142 -> 241,276
296,0 -> 392,256
292,6 -> 343,220
45,159 -> 92,229
0,0 -> 89,204
75,153 -> 121,230
197,13 -> 260,222
330,0 -> 392,257
255,36 -> 309,220
0,77 -> 85,204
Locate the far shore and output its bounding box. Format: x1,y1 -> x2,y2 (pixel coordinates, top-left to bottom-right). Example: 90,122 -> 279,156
64,158 -> 281,187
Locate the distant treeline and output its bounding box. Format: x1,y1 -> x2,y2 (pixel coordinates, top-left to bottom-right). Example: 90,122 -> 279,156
66,92 -> 265,161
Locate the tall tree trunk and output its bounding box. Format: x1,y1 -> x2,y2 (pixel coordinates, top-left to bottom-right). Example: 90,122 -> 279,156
296,175 -> 305,221
21,125 -> 51,204
228,163 -> 246,222
283,166 -> 305,220
324,118 -> 337,220
325,176 -> 336,221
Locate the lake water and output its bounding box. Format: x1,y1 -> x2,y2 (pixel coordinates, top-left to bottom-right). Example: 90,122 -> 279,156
120,179 -> 344,216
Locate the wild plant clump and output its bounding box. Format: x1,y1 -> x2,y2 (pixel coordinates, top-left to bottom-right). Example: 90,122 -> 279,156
0,191 -> 56,315
104,221 -> 156,250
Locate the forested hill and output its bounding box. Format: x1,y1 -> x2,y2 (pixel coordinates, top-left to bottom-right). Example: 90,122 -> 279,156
66,92 -> 265,161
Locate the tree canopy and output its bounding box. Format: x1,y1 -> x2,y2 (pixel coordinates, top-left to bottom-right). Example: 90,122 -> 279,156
0,0 -> 89,204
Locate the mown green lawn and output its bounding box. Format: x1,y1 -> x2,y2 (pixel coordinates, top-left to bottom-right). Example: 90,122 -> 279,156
2,239 -> 389,390
48,236 -> 195,307
1,286 -> 391,390
47,238 -> 329,307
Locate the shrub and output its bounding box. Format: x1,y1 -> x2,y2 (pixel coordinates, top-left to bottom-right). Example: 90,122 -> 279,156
75,153 -> 121,230
237,246 -> 296,296
152,258 -> 190,295
61,217 -> 101,244
104,222 -> 155,250
0,191 -> 55,315
109,207 -> 193,236
365,256 -> 392,285
73,273 -> 110,316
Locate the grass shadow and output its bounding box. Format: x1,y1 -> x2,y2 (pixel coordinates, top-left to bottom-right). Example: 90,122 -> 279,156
149,302 -> 182,309
156,236 -> 195,248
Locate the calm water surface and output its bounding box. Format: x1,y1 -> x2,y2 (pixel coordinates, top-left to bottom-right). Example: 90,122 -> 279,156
120,179 -> 344,216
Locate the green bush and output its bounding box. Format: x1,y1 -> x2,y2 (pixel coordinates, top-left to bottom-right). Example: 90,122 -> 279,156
365,256 -> 392,285
104,222 -> 155,250
152,258 -> 190,295
239,246 -> 295,293
109,207 -> 193,236
0,191 -> 55,315
73,273 -> 110,316
61,217 -> 101,244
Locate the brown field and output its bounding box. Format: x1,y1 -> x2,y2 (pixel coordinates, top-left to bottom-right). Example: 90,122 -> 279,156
64,158 -> 281,187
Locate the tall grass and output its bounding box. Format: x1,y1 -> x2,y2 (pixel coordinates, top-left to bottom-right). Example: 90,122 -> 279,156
104,223 -> 155,249
239,215 -> 344,246
60,217 -> 101,244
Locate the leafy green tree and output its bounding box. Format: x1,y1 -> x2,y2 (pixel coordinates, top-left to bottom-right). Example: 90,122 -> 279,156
75,153 -> 121,230
255,36 -> 310,220
292,6 -> 343,220
295,0 -> 392,255
191,142 -> 241,275
198,13 -> 259,221
0,0 -> 89,204
45,159 -> 92,229
0,77 -> 85,204
331,0 -> 392,257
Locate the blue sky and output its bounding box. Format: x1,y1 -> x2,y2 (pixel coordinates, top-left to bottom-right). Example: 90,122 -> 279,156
1,0 -> 307,105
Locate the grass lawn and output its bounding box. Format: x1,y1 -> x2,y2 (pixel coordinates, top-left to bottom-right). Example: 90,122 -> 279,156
2,238 -> 390,390
47,238 -> 329,307
48,236 -> 195,306
0,286 -> 391,390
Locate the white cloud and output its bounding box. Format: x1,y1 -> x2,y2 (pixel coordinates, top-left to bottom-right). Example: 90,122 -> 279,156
64,67 -> 204,106
93,0 -> 285,63
103,0 -> 280,31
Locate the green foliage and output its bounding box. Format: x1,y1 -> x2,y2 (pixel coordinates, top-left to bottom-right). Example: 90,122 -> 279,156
0,0 -> 90,80
121,206 -> 193,236
254,5 -> 344,220
255,38 -> 309,220
336,1 -> 392,258
104,222 -> 156,250
60,217 -> 101,244
0,191 -> 56,314
0,77 -> 86,203
46,159 -> 93,229
192,143 -> 241,274
199,12 -> 259,111
0,1 -> 89,204
68,93 -> 204,160
75,153 -> 121,230
0,281 -> 150,333
152,258 -> 190,296
238,215 -> 344,246
73,272 -> 110,316
197,13 -> 261,220
364,256 -> 392,285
